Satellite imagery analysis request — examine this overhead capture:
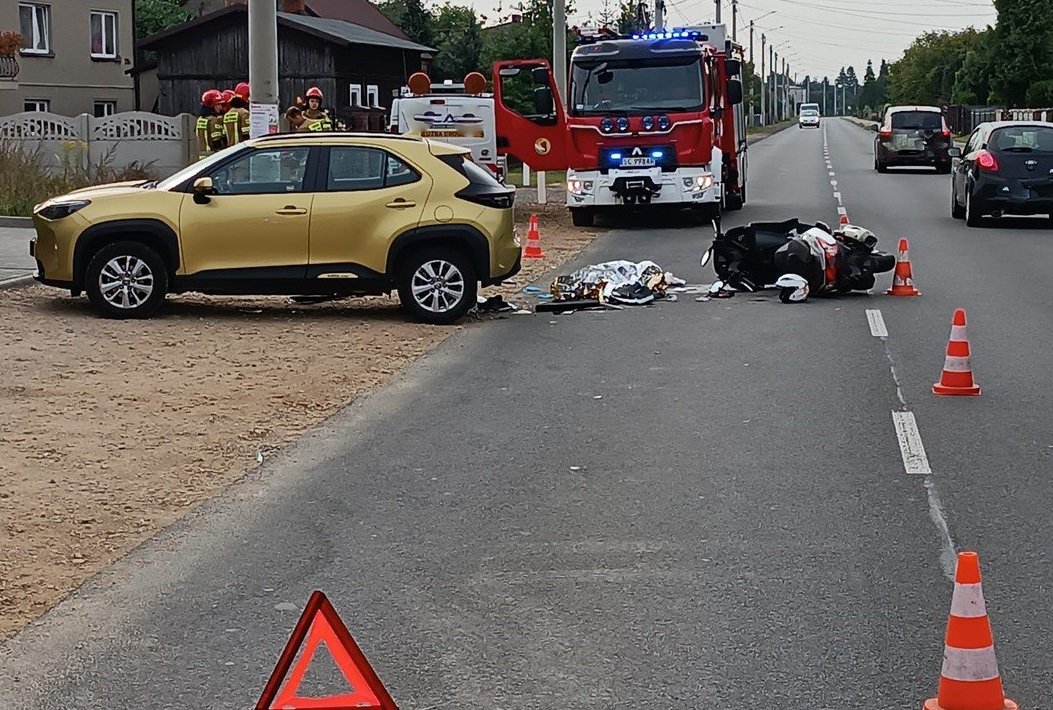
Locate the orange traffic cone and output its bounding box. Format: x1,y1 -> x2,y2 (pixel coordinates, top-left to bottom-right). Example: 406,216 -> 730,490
933,308 -> 981,396
839,214 -> 850,227
524,213 -> 545,259
924,552 -> 1017,710
887,238 -> 921,296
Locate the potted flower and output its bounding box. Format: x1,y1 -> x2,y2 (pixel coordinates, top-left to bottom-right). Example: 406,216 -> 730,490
0,31 -> 23,57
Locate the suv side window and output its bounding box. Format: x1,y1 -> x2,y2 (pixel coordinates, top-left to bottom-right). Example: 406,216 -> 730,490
210,148 -> 310,195
326,146 -> 421,192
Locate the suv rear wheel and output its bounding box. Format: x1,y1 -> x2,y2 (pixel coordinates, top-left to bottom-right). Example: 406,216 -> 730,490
85,240 -> 169,319
397,247 -> 477,325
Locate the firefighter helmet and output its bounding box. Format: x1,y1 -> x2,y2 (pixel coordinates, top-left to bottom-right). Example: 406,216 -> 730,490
221,89 -> 236,104
201,89 -> 223,107
305,86 -> 324,100
234,82 -> 251,100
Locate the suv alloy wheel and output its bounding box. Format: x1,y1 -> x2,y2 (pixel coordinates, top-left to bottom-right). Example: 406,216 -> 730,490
85,241 -> 169,319
397,247 -> 478,325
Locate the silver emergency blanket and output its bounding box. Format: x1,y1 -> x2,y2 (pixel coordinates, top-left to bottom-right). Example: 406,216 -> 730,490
551,260 -> 685,305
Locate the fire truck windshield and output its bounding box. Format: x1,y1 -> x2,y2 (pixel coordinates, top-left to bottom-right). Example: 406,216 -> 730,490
569,57 -> 704,116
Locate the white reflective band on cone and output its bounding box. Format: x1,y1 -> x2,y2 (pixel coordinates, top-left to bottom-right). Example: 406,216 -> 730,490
950,582 -> 987,618
950,325 -> 969,342
943,355 -> 973,372
942,645 -> 1000,682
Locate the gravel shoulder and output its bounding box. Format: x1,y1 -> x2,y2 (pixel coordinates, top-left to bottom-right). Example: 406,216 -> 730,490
0,203 -> 596,639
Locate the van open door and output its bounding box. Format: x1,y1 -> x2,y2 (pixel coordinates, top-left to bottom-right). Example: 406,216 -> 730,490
493,60 -> 569,172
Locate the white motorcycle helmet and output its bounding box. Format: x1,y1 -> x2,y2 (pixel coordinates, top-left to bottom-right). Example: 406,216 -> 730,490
775,274 -> 810,303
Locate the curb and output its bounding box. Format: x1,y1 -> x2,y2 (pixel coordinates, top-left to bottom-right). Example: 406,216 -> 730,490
0,216 -> 32,228
0,274 -> 34,291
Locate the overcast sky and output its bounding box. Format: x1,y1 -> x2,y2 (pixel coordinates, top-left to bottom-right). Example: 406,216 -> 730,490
472,0 -> 998,80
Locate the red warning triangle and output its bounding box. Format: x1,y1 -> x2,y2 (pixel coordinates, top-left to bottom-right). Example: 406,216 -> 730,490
256,591 -> 398,710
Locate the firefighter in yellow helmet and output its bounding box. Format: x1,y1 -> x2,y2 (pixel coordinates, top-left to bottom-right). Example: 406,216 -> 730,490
196,89 -> 223,160
223,82 -> 252,145
302,87 -> 334,131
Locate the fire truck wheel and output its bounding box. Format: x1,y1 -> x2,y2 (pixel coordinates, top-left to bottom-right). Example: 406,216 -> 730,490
570,208 -> 595,227
724,188 -> 744,211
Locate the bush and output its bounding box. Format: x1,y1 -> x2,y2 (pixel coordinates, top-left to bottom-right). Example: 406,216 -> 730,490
1025,80 -> 1053,109
0,140 -> 155,217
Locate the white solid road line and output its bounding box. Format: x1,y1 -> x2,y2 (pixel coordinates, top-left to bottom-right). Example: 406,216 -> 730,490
837,205 -> 847,215
866,309 -> 888,337
892,411 -> 933,475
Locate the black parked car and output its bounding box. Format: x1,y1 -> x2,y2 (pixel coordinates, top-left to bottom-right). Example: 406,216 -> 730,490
874,106 -> 953,173
951,121 -> 1053,227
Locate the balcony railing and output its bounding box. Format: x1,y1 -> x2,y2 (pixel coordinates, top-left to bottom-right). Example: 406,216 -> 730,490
0,54 -> 19,80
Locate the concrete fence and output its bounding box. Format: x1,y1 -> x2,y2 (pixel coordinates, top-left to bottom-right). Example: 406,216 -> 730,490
944,106 -> 1053,135
0,111 -> 198,178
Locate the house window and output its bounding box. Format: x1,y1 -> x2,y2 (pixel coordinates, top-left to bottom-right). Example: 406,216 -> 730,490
24,99 -> 50,113
90,10 -> 119,59
349,84 -> 362,107
19,3 -> 51,55
93,100 -> 117,117
366,85 -> 380,107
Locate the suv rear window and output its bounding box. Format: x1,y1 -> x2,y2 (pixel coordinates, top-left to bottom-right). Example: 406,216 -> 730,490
990,126 -> 1053,154
891,111 -> 943,130
440,153 -> 504,186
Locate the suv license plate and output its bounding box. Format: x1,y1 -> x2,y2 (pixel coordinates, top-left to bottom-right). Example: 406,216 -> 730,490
620,157 -> 655,167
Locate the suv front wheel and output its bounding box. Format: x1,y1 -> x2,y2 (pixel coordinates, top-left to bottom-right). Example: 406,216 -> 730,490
85,240 -> 169,319
397,247 -> 478,325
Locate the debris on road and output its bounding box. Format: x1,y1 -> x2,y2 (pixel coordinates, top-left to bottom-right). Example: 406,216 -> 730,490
547,260 -> 684,309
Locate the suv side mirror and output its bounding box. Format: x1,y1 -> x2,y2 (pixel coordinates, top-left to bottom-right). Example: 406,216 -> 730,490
727,78 -> 743,106
533,86 -> 554,116
193,176 -> 216,204
948,147 -> 962,158
531,66 -> 550,85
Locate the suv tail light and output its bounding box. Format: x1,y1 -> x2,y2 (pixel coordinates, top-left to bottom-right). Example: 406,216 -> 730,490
455,188 -> 514,209
879,128 -> 892,138
976,149 -> 999,172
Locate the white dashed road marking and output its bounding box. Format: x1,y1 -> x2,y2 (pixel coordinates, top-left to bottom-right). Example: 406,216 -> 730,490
866,309 -> 888,337
892,411 -> 932,475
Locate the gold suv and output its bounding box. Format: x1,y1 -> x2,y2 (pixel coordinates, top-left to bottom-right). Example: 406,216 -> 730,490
30,133 -> 520,324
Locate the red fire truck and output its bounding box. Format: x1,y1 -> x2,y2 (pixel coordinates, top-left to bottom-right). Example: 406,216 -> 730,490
492,24 -> 747,227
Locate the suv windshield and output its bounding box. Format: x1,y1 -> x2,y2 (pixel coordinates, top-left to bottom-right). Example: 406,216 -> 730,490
891,111 -> 942,130
990,125 -> 1053,153
569,58 -> 704,115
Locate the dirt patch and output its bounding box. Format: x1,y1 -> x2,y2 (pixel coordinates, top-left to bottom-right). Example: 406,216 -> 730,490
0,204 -> 597,640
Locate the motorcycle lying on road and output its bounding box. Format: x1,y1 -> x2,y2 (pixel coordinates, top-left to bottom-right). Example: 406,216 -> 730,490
699,218 -> 897,303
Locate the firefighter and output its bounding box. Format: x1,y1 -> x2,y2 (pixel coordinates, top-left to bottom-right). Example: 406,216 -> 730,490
224,82 -> 251,145
196,89 -> 223,160
302,87 -> 334,131
285,105 -> 312,132
207,91 -> 230,153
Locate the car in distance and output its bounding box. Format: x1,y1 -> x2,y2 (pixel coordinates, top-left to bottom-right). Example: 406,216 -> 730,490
29,133 -> 520,324
874,105 -> 953,173
950,121 -> 1053,227
799,108 -> 820,129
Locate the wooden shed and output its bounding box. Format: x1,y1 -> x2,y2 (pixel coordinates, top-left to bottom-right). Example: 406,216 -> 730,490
137,3 -> 434,116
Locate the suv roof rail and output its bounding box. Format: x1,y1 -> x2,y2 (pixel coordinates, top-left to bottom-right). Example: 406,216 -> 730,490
252,131 -> 424,143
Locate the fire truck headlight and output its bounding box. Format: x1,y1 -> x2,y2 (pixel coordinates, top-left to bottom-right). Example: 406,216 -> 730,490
568,179 -> 594,194
687,174 -> 714,192
617,116 -> 630,132
658,115 -> 671,130
642,116 -> 655,131
601,117 -> 614,133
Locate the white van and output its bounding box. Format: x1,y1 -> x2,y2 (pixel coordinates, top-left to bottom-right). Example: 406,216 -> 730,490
799,103 -> 820,116
389,87 -> 505,180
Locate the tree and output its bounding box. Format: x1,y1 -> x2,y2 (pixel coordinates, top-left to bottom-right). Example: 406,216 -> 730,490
888,30 -> 982,105
378,0 -> 433,47
952,28 -> 995,104
429,4 -> 483,81
135,0 -> 191,41
990,0 -> 1053,106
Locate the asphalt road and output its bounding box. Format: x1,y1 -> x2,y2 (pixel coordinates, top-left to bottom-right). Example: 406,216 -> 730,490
2,119 -> 1050,708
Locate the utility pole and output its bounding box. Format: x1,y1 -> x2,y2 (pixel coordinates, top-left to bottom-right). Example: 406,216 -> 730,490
654,0 -> 665,29
782,57 -> 787,119
748,21 -> 754,66
760,33 -> 766,125
731,0 -> 738,42
247,0 -> 279,138
554,0 -> 567,104
823,77 -> 827,115
715,0 -> 721,24
773,50 -> 778,122
748,20 -> 754,125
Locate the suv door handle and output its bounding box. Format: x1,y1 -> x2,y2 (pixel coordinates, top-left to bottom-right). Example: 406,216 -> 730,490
386,199 -> 416,209
275,206 -> 307,215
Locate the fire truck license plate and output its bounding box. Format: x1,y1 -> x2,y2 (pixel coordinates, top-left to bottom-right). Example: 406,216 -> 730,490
620,157 -> 655,167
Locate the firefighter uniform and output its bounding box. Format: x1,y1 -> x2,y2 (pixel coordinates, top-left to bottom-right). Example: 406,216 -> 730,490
196,89 -> 223,160
224,83 -> 252,145
302,87 -> 334,131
